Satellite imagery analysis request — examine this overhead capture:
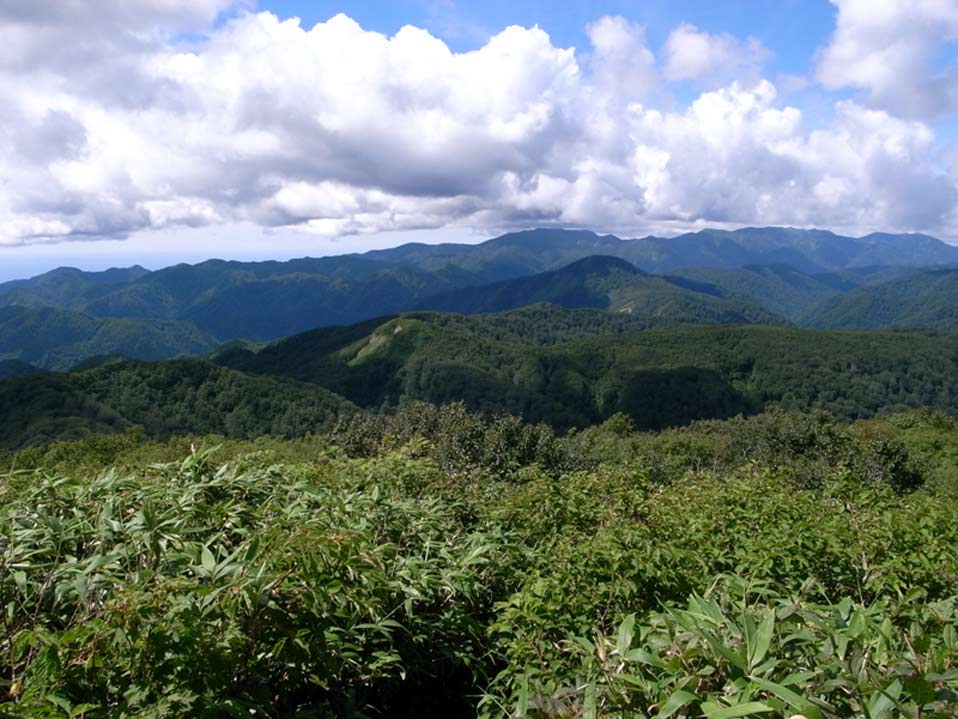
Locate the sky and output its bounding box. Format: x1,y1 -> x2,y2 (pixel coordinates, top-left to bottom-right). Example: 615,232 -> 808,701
1,0 -> 957,281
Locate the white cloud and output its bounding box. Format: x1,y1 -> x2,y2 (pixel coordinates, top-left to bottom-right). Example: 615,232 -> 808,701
0,2 -> 955,247
664,23 -> 771,86
586,16 -> 658,97
816,0 -> 958,119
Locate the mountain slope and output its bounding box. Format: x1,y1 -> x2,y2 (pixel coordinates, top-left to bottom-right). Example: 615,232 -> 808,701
371,227 -> 958,275
219,310 -> 958,430
2,228 -> 954,346
0,359 -> 356,450
0,359 -> 44,378
418,255 -> 784,325
9,305 -> 958,449
666,264 -> 846,321
804,268 -> 958,330
0,305 -> 220,370
54,258 -> 490,341
0,265 -> 151,308
622,228 -> 958,274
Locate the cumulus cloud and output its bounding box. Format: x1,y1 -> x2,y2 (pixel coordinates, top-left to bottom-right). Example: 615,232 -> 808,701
664,23 -> 771,86
816,0 -> 958,119
0,1 -> 955,246
586,16 -> 658,97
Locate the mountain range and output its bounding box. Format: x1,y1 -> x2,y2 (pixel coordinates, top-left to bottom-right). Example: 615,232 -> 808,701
7,303 -> 958,449
2,226 -> 958,371
415,255 -> 784,325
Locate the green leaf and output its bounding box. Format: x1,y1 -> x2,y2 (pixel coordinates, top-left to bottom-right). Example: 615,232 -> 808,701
617,614 -> 636,656
704,701 -> 775,718
516,676 -> 529,718
656,689 -> 698,719
749,609 -> 775,671
902,676 -> 937,706
625,648 -> 666,667
584,681 -> 597,719
201,546 -> 216,574
865,679 -> 903,719
13,570 -> 27,597
750,677 -> 824,719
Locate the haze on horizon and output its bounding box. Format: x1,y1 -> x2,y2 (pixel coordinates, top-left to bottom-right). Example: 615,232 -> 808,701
1,0 -> 957,280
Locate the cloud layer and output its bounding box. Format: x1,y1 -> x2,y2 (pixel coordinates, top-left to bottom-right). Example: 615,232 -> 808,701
0,0 -> 955,246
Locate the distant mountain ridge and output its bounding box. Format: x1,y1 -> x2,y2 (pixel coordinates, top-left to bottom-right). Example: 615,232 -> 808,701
363,227 -> 958,276
419,255 -> 784,325
1,226 -> 957,368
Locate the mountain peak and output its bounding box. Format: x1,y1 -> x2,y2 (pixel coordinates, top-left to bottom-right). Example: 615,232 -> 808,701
555,254 -> 643,275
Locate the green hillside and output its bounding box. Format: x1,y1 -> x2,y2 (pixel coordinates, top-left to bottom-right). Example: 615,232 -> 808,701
421,256 -> 784,325
0,305 -> 220,370
0,359 -> 44,378
667,264 -> 844,320
8,305 -> 958,450
2,228 -> 955,352
221,310 -> 958,429
0,359 -> 355,450
0,265 -> 150,307
804,268 -> 958,330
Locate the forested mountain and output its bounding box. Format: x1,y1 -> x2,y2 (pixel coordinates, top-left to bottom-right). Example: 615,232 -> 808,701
803,268 -> 958,330
218,308 -> 958,430
0,358 -> 354,449
417,255 -> 783,324
0,265 -> 151,307
367,226 -> 958,275
2,228 -> 955,350
665,264 -> 846,320
619,228 -> 958,273
0,359 -> 43,378
1,257 -> 494,341
0,305 -> 219,370
401,303 -> 695,344
8,304 -> 958,449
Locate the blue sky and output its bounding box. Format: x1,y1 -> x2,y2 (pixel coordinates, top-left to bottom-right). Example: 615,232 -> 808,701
266,0 -> 835,73
258,0 -> 847,118
0,0 -> 956,281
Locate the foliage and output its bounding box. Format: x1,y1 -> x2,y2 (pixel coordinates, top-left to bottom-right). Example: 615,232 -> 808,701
0,406 -> 957,716
330,401 -> 577,477
804,268 -> 958,331
0,359 -> 355,450
0,446 -> 495,717
223,312 -> 958,430
0,360 -> 44,379
550,576 -> 958,719
570,409 -> 926,492
0,305 -> 218,371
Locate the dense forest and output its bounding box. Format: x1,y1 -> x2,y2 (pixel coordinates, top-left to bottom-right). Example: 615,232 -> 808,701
0,405 -> 956,717
8,305 -> 958,450
0,305 -> 218,371
221,309 -> 958,430
0,359 -> 353,450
